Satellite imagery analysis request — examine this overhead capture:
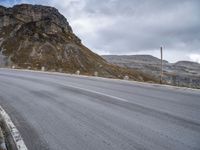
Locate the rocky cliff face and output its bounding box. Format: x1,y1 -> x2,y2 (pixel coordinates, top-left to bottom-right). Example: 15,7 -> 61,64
0,4 -> 81,66
0,4 -> 73,33
0,4 -> 84,70
0,4 -> 106,70
0,4 -> 156,82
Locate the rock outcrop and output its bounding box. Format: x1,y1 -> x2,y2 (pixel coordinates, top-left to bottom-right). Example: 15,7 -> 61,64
0,4 -> 106,71
0,4 -> 84,71
0,4 -> 72,33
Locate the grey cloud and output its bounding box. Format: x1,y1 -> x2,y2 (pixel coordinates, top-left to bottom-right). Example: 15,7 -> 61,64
79,0 -> 200,54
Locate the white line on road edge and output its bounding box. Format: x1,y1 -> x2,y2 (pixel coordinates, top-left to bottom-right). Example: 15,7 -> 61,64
0,106 -> 28,150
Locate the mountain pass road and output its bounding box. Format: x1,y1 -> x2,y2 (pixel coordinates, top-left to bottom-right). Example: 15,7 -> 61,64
0,69 -> 200,150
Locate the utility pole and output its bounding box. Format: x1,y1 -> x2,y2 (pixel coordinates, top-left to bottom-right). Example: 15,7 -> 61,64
160,46 -> 163,84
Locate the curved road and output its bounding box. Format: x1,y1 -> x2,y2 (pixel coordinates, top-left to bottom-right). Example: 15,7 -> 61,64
0,69 -> 200,150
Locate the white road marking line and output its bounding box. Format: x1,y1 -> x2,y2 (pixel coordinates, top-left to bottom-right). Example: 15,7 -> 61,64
0,106 -> 28,150
67,84 -> 129,102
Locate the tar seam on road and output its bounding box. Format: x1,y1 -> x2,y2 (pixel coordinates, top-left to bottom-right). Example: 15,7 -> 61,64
0,105 -> 28,150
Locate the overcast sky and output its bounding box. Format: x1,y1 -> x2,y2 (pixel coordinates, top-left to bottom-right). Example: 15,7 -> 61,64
1,0 -> 200,63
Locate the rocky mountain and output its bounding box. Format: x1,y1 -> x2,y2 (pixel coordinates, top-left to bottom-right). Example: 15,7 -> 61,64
103,55 -> 200,88
104,55 -> 168,64
0,4 -> 156,82
103,55 -> 168,71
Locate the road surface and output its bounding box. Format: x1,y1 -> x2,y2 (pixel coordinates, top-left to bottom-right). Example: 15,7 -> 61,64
0,69 -> 200,150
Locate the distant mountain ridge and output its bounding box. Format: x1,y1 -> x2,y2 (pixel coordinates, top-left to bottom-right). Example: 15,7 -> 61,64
103,55 -> 168,64
103,55 -> 200,88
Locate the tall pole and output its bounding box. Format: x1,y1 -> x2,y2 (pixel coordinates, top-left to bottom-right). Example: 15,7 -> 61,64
160,46 -> 163,84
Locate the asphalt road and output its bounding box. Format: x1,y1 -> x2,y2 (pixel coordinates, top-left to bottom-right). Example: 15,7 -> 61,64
0,69 -> 200,150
